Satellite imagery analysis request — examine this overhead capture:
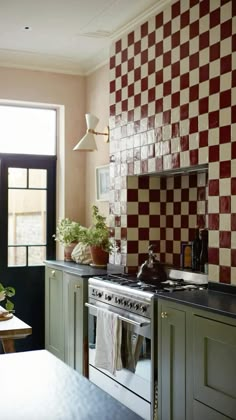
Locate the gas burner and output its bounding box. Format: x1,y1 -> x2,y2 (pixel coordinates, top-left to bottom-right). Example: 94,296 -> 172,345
91,273 -> 208,295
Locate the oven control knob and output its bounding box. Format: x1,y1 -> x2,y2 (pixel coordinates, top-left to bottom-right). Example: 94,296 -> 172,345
134,303 -> 140,310
106,294 -> 112,301
123,300 -> 128,306
128,301 -> 133,308
97,292 -> 103,298
140,305 -> 147,313
117,298 -> 123,305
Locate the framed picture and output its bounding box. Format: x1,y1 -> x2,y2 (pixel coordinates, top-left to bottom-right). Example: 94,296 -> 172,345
95,165 -> 109,201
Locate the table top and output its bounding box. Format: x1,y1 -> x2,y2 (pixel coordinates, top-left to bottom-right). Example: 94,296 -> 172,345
0,349 -> 142,420
0,306 -> 32,339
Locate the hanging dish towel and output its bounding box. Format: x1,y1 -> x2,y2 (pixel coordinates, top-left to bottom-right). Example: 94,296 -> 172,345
94,308 -> 122,375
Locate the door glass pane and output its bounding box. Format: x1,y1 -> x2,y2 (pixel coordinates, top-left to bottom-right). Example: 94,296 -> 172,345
8,189 -> 46,266
0,106 -> 56,155
28,246 -> 46,266
8,247 -> 26,267
8,168 -> 27,188
29,169 -> 47,188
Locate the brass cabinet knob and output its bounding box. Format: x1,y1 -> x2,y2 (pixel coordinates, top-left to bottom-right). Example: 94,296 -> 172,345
161,311 -> 168,319
51,270 -> 55,277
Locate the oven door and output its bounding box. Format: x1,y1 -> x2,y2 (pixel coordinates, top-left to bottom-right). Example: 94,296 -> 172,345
86,298 -> 152,419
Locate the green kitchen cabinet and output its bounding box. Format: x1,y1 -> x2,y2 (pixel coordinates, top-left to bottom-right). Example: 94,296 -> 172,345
158,300 -> 186,420
45,265 -> 88,376
45,266 -> 64,361
192,313 -> 236,419
158,299 -> 236,420
63,271 -> 88,376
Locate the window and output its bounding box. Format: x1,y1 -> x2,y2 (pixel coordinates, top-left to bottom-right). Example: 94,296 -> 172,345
0,105 -> 56,155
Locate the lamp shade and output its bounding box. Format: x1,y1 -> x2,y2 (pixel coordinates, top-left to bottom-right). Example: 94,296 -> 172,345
86,113 -> 99,130
73,132 -> 97,151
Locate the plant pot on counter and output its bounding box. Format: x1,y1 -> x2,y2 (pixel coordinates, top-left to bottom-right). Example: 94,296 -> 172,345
90,246 -> 109,267
64,242 -> 78,262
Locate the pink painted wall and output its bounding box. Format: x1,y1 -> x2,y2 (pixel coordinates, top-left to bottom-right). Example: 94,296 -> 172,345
85,64 -> 110,226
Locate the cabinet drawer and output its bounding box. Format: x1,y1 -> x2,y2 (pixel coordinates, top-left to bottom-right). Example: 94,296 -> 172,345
193,315 -> 236,419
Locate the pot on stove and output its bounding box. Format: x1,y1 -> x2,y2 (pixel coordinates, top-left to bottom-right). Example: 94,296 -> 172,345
137,245 -> 167,285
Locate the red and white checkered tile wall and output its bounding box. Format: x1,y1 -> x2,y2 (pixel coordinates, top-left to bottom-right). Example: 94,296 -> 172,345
108,0 -> 236,283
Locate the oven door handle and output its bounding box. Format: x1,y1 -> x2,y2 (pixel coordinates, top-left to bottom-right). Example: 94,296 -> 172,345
85,302 -> 150,327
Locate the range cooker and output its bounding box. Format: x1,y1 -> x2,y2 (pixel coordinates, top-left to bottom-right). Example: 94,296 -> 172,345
86,271 -> 208,420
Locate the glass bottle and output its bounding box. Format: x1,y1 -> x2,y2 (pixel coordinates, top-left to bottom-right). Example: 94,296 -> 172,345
200,229 -> 208,273
192,226 -> 202,271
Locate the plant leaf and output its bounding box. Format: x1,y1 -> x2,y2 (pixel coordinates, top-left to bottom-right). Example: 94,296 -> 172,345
5,286 -> 15,297
5,299 -> 14,311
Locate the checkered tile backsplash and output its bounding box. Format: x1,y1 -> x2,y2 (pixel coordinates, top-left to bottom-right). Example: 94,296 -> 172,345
109,0 -> 236,284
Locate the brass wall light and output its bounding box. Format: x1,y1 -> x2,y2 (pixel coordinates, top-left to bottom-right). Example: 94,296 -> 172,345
73,113 -> 109,151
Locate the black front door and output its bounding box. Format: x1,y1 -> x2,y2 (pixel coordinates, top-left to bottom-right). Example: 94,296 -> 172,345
0,154 -> 56,351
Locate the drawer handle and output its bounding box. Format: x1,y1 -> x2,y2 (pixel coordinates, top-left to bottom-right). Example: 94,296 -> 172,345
74,285 -> 80,290
161,311 -> 168,319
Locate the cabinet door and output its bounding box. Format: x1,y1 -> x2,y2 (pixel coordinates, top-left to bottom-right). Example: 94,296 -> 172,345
193,400 -> 232,420
158,300 -> 186,420
45,266 -> 64,361
193,315 -> 236,419
64,272 -> 88,376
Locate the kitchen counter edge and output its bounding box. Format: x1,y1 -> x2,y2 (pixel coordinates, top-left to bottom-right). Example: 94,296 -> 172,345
44,260 -> 108,277
154,285 -> 236,319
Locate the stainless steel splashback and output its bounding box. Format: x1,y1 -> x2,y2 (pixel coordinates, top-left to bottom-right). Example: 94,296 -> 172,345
165,267 -> 208,284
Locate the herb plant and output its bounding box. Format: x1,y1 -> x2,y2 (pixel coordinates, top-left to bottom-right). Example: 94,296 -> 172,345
0,283 -> 15,311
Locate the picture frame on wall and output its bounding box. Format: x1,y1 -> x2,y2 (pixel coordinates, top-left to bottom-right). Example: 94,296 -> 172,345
95,165 -> 109,201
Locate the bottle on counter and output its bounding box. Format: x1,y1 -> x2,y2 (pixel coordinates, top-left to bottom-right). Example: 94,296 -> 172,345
192,226 -> 202,271
199,228 -> 208,274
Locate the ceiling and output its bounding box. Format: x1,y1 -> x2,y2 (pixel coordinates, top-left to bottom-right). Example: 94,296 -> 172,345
0,0 -> 170,75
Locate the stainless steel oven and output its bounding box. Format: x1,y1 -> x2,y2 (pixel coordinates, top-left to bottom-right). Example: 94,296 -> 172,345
86,271 -> 208,420
86,277 -> 154,420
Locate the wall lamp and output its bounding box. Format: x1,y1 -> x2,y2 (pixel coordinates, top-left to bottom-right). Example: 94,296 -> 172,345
73,113 -> 109,151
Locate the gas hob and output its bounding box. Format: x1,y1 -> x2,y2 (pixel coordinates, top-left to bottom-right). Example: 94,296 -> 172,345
90,273 -> 208,294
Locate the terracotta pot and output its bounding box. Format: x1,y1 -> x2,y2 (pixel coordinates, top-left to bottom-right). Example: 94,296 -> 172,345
64,242 -> 78,262
90,246 -> 109,266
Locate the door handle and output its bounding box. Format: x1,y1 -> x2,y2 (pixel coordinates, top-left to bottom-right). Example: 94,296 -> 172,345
161,311 -> 168,319
85,302 -> 150,327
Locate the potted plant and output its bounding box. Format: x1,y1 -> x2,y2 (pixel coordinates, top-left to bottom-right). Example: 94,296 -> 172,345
53,218 -> 85,261
80,205 -> 113,266
0,283 -> 15,313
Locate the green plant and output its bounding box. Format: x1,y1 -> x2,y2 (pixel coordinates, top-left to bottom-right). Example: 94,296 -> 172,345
80,205 -> 113,253
0,283 -> 15,311
53,218 -> 85,246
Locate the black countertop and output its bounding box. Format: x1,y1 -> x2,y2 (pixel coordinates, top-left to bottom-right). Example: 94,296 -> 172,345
154,285 -> 236,319
45,259 -> 109,277
0,349 -> 142,420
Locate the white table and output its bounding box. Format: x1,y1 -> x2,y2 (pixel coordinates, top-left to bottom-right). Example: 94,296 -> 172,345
0,306 -> 32,352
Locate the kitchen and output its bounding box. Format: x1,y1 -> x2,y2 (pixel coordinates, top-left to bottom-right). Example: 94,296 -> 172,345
0,0 -> 236,419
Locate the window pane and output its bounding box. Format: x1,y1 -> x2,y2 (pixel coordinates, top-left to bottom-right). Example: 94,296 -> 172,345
29,169 -> 47,188
8,190 -> 46,245
28,246 -> 46,266
0,106 -> 56,155
8,247 -> 26,266
8,168 -> 27,188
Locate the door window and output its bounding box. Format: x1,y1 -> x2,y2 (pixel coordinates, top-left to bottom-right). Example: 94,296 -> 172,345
8,168 -> 47,266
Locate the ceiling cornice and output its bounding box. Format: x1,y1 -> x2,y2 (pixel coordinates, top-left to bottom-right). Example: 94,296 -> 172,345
111,0 -> 171,42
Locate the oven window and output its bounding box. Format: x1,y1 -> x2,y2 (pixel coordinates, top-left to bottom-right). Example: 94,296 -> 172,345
89,313 -> 151,381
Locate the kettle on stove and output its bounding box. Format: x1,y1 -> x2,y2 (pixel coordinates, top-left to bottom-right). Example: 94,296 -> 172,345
137,244 -> 167,285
